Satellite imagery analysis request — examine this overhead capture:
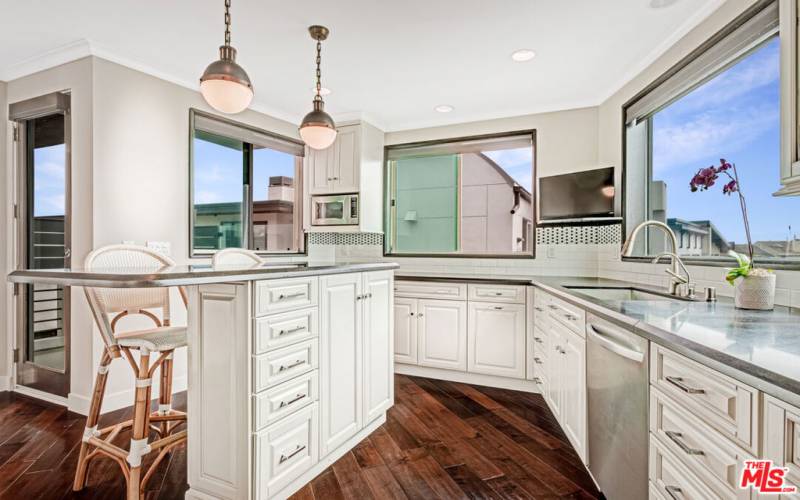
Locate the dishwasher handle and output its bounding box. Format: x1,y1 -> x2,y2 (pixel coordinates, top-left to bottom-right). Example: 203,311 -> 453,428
587,322 -> 645,363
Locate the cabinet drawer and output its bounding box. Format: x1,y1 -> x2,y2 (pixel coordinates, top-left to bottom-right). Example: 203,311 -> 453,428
253,370 -> 319,431
650,388 -> 753,498
395,280 -> 467,300
254,403 -> 319,499
253,339 -> 318,393
651,345 -> 758,453
255,277 -> 318,316
649,434 -> 723,500
546,296 -> 586,338
254,307 -> 318,354
468,283 -> 525,304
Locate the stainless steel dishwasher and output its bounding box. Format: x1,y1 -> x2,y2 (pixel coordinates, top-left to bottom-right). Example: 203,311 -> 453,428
586,314 -> 649,500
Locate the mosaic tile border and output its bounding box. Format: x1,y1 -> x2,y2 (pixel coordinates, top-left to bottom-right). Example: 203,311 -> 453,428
308,232 -> 384,246
536,224 -> 621,245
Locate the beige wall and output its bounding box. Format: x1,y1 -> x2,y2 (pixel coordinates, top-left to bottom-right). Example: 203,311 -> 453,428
386,106 -> 600,178
0,80 -> 8,390
5,58 -> 95,404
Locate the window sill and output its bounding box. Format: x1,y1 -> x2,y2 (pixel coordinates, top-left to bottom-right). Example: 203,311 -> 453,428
621,256 -> 800,271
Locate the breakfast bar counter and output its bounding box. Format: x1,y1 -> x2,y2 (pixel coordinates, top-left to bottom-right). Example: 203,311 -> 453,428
9,261 -> 398,500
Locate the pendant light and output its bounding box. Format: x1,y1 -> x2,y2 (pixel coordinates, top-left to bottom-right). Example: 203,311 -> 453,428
299,25 -> 337,150
200,0 -> 253,114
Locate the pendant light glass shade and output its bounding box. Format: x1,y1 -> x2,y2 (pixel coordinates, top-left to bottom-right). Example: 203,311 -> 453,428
200,1 -> 253,114
300,25 -> 337,150
300,100 -> 337,150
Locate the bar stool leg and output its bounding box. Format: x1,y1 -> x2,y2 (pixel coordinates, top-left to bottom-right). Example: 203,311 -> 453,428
157,351 -> 174,435
127,349 -> 152,500
73,348 -> 113,491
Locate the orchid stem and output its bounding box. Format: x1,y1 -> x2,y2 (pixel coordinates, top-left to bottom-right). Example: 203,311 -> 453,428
731,164 -> 754,267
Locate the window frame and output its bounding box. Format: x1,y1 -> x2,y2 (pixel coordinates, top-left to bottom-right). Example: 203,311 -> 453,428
620,0 -> 800,270
188,108 -> 307,258
382,130 -> 537,259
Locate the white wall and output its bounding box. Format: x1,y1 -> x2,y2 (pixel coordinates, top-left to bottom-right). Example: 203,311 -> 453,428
5,58 -> 96,407
0,80 -> 8,391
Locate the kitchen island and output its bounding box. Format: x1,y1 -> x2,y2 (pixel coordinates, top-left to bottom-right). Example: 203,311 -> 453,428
9,261 -> 398,500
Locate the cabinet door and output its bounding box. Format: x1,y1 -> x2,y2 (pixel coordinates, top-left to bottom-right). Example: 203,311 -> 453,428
393,297 -> 418,365
308,144 -> 336,194
319,273 -> 362,455
546,324 -> 564,419
363,271 -> 394,424
560,329 -> 587,462
333,126 -> 359,192
417,299 -> 467,371
467,302 -> 525,379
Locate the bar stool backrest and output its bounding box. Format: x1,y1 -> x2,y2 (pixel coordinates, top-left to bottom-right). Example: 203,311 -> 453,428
212,247 -> 263,267
84,244 -> 176,349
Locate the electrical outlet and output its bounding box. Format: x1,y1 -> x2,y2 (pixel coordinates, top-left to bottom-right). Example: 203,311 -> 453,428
146,241 -> 171,256
546,246 -> 556,259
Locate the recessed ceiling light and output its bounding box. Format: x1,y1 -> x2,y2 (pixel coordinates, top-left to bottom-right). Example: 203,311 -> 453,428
649,0 -> 678,8
434,104 -> 454,113
511,49 -> 536,62
311,86 -> 332,96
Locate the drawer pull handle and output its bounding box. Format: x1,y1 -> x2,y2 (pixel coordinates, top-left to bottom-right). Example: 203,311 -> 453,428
665,431 -> 704,456
493,306 -> 503,310
533,377 -> 542,384
534,336 -> 543,343
664,485 -> 682,500
278,360 -> 305,372
279,444 -> 307,464
278,291 -> 305,300
665,376 -> 706,394
565,313 -> 578,320
534,357 -> 542,364
494,292 -> 503,296
279,393 -> 307,408
278,326 -> 305,336
548,305 -> 558,310
417,313 -> 424,318
534,306 -> 544,312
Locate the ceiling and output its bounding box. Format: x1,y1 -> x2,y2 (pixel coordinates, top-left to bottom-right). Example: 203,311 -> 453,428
1,0 -> 722,131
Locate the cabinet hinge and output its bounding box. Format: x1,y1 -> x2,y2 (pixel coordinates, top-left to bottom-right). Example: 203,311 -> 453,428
13,204 -> 19,219
12,124 -> 19,142
13,348 -> 20,363
13,283 -> 20,296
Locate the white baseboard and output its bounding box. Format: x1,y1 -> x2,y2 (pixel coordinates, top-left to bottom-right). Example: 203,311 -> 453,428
0,375 -> 11,392
395,364 -> 541,393
14,384 -> 69,407
64,374 -> 188,416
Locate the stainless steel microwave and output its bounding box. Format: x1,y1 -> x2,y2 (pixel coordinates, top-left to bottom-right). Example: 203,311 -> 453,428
311,193 -> 359,226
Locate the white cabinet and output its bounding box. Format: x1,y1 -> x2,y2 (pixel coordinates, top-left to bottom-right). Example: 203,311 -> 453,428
319,272 -> 363,456
467,302 -> 525,378
778,0 -> 800,195
763,395 -> 800,498
362,271 -> 394,424
319,270 -> 394,456
417,299 -> 468,371
308,125 -> 360,194
559,326 -> 587,462
393,297 -> 418,364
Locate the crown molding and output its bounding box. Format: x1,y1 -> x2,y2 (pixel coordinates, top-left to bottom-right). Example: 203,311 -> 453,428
0,39 -> 92,82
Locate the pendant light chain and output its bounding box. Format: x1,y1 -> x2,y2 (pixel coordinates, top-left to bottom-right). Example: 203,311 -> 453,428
224,0 -> 232,46
315,40 -> 323,102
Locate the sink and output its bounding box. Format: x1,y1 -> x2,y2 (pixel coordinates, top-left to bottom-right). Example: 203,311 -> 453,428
564,286 -> 688,302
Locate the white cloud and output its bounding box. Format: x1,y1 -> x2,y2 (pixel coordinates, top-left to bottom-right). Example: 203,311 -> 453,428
195,190 -> 221,204
653,104 -> 778,173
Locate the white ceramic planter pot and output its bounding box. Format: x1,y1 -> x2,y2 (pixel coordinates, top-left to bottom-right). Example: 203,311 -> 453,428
734,273 -> 776,310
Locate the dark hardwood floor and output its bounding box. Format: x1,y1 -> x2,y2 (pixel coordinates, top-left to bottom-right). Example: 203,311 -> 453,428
0,375 -> 601,499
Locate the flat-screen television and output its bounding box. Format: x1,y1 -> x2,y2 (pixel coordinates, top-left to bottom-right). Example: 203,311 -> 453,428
539,167 -> 616,222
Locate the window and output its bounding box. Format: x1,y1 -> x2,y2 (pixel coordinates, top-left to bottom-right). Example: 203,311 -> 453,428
385,132 -> 535,257
190,111 -> 305,255
624,2 -> 800,264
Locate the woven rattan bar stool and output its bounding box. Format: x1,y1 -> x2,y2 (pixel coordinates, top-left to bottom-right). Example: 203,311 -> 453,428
72,244 -> 188,500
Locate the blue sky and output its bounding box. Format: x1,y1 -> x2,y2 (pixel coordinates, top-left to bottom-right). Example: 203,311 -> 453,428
33,145 -> 66,217
484,148 -> 533,192
193,138 -> 295,205
653,36 -> 798,244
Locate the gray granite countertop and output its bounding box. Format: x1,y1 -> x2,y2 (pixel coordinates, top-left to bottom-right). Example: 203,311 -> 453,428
7,261 -> 399,288
532,277 -> 800,407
